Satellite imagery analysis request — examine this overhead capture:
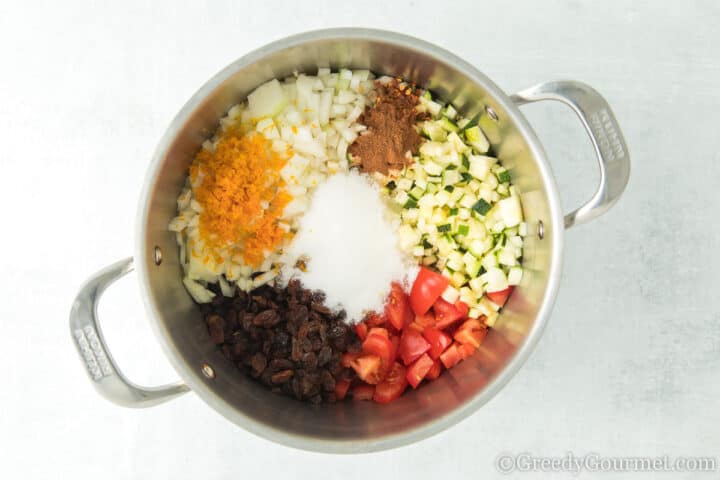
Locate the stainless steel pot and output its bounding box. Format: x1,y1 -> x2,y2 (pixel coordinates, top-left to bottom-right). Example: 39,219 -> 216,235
69,28 -> 630,453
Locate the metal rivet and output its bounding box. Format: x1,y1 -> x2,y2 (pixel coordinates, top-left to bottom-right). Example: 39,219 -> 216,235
537,221 -> 545,239
485,105 -> 499,121
201,363 -> 215,379
153,246 -> 163,265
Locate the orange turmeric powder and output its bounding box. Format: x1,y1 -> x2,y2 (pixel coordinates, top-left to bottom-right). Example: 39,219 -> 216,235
189,131 -> 292,267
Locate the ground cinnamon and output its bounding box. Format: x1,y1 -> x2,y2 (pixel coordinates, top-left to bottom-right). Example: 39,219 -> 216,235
348,79 -> 427,175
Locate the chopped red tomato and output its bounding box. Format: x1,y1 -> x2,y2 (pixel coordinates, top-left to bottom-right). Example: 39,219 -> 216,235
341,352 -> 359,368
367,327 -> 389,339
389,335 -> 399,362
398,328 -> 431,366
351,355 -> 383,384
354,322 -> 368,341
365,313 -> 387,327
487,286 -> 514,306
453,319 -> 487,348
407,322 -> 425,333
440,344 -> 463,369
414,311 -> 436,329
433,298 -> 469,329
409,267 -> 449,315
457,342 -> 476,360
334,379 -> 351,400
422,327 -> 452,360
425,359 -> 442,380
406,353 -> 434,388
353,384 -> 375,400
362,331 -> 394,371
385,283 -> 413,330
373,362 -> 408,403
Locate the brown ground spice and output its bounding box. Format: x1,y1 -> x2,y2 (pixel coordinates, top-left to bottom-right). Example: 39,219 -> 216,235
348,79 -> 428,175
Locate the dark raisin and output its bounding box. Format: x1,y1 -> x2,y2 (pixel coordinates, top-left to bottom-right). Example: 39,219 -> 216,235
253,309 -> 281,327
206,315 -> 225,344
250,352 -> 267,375
302,351 -> 318,370
318,346 -> 332,366
311,301 -> 332,315
321,370 -> 336,392
269,358 -> 293,371
271,370 -> 294,384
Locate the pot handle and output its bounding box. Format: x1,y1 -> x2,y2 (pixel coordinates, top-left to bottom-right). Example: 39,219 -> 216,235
69,257 -> 190,407
510,80 -> 630,228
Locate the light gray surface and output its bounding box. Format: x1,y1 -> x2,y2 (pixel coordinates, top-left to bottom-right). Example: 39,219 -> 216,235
0,0 -> 718,478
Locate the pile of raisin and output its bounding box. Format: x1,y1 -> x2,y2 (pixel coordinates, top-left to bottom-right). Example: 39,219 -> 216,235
201,280 -> 359,404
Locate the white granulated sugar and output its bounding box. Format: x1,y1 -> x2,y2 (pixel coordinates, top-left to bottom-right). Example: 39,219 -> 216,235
282,171 -> 416,322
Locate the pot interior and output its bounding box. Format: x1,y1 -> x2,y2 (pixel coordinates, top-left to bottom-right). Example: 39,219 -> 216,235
137,30 -> 561,452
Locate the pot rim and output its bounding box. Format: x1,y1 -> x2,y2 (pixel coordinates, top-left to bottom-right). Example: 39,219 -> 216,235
135,27 -> 564,453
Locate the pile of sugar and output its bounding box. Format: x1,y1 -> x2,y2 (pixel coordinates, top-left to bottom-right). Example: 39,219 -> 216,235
282,171 -> 417,322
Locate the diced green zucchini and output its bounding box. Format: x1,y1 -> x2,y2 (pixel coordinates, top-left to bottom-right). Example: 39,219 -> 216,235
457,224 -> 469,236
396,178 -> 413,191
408,185 -> 425,200
426,100 -> 442,117
438,117 -> 459,133
443,104 -> 458,120
494,195 -> 523,227
423,161 -> 444,176
496,168 -> 511,183
472,198 -> 492,216
403,198 -> 418,209
422,122 -> 447,142
464,125 -> 490,153
394,190 -> 409,205
508,266 -> 523,285
459,112 -> 481,132
463,252 -> 481,277
442,169 -> 461,186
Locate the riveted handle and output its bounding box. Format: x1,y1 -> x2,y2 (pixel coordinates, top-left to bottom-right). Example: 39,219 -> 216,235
511,80 -> 630,228
70,257 -> 189,407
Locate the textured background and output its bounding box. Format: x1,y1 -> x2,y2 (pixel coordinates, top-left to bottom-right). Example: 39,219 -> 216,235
1,1 -> 718,478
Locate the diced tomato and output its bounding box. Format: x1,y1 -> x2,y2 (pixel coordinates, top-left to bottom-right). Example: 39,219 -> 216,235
425,359 -> 443,380
389,335 -> 399,362
407,322 -> 425,333
457,342 -> 476,360
433,298 -> 469,329
367,327 -> 389,339
422,327 -> 452,360
341,352 -> 359,368
353,383 -> 375,400
398,328 -> 431,366
373,362 -> 408,403
409,267 -> 450,316
440,344 -> 463,369
385,283 -> 413,330
415,311 -> 436,329
365,313 -> 387,327
351,355 -> 384,384
487,286 -> 514,306
406,353 -> 434,388
334,379 -> 351,400
362,332 -> 394,371
453,319 -> 487,348
354,322 -> 368,341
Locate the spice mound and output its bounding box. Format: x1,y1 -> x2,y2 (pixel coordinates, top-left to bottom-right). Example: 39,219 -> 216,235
203,279 -> 360,404
348,78 -> 426,174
